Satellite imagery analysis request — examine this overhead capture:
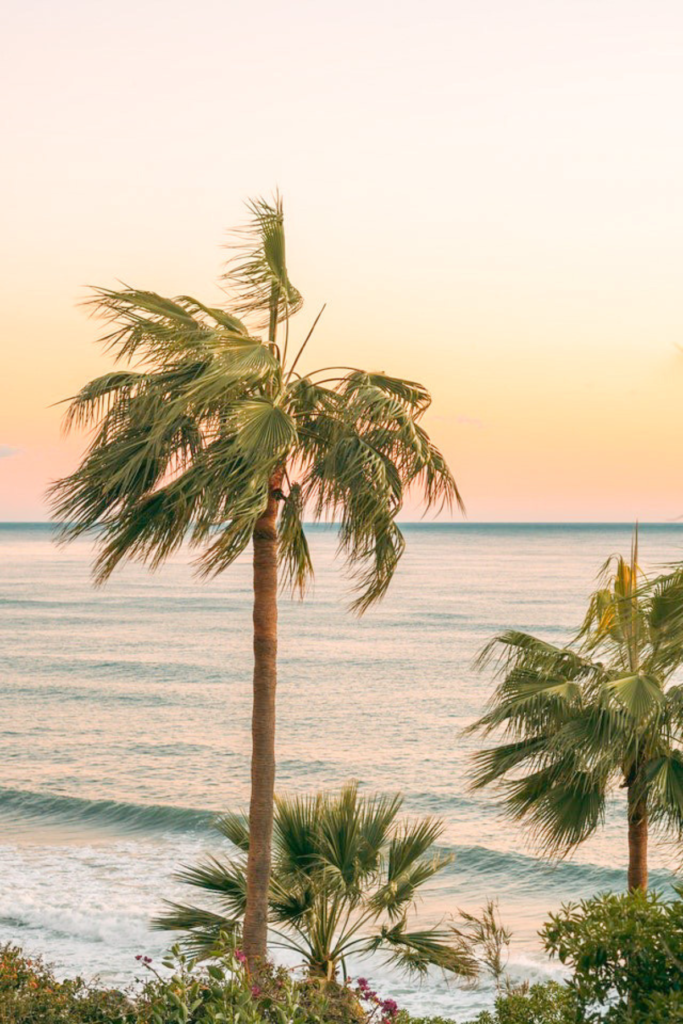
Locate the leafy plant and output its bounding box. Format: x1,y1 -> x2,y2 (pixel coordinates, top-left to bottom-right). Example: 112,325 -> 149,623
465,981 -> 578,1024
468,532 -> 683,889
451,900 -> 512,991
51,195 -> 461,965
139,944 -> 406,1024
541,888 -> 683,1022
0,943 -> 135,1023
0,940 -> 406,1024
136,942 -> 311,1024
156,783 -> 477,982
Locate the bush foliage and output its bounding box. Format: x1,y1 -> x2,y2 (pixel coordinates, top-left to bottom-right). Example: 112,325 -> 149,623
5,888 -> 683,1023
0,943 -> 135,1023
541,888 -> 683,1022
0,941 -> 408,1024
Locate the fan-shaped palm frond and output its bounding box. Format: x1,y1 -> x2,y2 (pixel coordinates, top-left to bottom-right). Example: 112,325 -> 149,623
154,903 -> 238,959
369,920 -> 477,978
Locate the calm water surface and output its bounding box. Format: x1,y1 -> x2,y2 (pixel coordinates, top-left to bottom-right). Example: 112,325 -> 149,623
2,523 -> 682,1018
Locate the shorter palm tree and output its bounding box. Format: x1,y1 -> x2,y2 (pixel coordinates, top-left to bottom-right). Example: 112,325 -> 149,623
468,533 -> 683,890
156,783 -> 476,982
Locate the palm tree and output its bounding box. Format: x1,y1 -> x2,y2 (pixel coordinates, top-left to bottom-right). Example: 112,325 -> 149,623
468,532 -> 683,890
50,196 -> 461,965
155,782 -> 477,982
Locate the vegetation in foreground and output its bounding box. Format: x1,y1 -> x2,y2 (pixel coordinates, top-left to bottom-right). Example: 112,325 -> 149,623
5,888 -> 683,1023
50,194 -> 460,966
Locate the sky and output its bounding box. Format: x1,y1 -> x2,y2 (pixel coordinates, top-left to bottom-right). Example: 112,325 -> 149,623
1,0 -> 682,521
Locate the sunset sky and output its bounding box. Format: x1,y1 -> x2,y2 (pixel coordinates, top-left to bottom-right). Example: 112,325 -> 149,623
2,0 -> 682,521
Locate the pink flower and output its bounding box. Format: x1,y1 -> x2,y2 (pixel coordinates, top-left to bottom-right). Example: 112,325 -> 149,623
251,984 -> 262,998
234,950 -> 247,964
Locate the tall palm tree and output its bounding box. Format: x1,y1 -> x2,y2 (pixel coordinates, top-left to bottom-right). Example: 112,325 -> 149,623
468,533 -> 683,890
50,196 -> 461,965
155,782 -> 477,982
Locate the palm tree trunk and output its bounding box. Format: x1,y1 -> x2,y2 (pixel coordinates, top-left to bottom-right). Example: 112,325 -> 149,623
243,472 -> 282,966
627,787 -> 648,891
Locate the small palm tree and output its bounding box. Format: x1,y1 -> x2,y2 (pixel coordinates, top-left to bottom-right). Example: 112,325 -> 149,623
155,782 -> 477,982
50,196 -> 461,965
468,532 -> 683,890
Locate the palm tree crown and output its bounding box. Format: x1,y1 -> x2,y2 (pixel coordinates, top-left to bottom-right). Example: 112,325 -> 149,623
156,783 -> 477,982
50,195 -> 460,609
468,533 -> 683,889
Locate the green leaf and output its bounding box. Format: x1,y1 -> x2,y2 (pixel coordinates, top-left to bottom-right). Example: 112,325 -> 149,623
232,400 -> 297,460
278,483 -> 313,597
606,674 -> 664,720
645,752 -> 683,829
226,194 -> 303,331
215,812 -> 250,852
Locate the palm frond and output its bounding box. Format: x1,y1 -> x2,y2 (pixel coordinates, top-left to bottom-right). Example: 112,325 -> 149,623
315,783 -> 366,887
367,920 -> 478,978
474,631 -> 590,679
224,194 -> 303,332
373,853 -> 453,921
469,736 -> 550,789
268,879 -> 317,926
645,752 -> 683,835
504,762 -> 607,856
214,811 -> 250,852
153,901 -> 234,934
273,792 -> 324,880
194,513 -> 263,578
174,855 -> 248,919
604,673 -> 665,721
86,286 -> 250,363
232,399 -> 297,461
342,372 -> 432,417
152,902 -> 238,959
355,791 -> 403,871
60,371 -> 148,432
278,482 -> 313,598
385,818 -> 446,881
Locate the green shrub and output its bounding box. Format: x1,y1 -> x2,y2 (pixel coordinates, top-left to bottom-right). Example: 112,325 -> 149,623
398,1016 -> 458,1024
396,1014 -> 458,1024
0,941 -> 407,1024
541,888 -> 683,1022
0,943 -> 135,1023
464,981 -> 578,1023
135,944 -> 372,1023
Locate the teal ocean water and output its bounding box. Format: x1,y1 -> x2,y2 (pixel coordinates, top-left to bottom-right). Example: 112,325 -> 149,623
2,523 -> 682,1018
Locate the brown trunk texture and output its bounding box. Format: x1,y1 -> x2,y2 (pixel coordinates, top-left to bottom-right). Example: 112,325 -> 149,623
627,788 -> 648,891
242,473 -> 282,966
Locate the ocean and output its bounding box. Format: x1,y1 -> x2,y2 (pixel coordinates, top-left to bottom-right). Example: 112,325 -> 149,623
1,522 -> 682,1018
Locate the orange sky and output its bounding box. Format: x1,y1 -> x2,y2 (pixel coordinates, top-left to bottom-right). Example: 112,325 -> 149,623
2,0 -> 683,521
